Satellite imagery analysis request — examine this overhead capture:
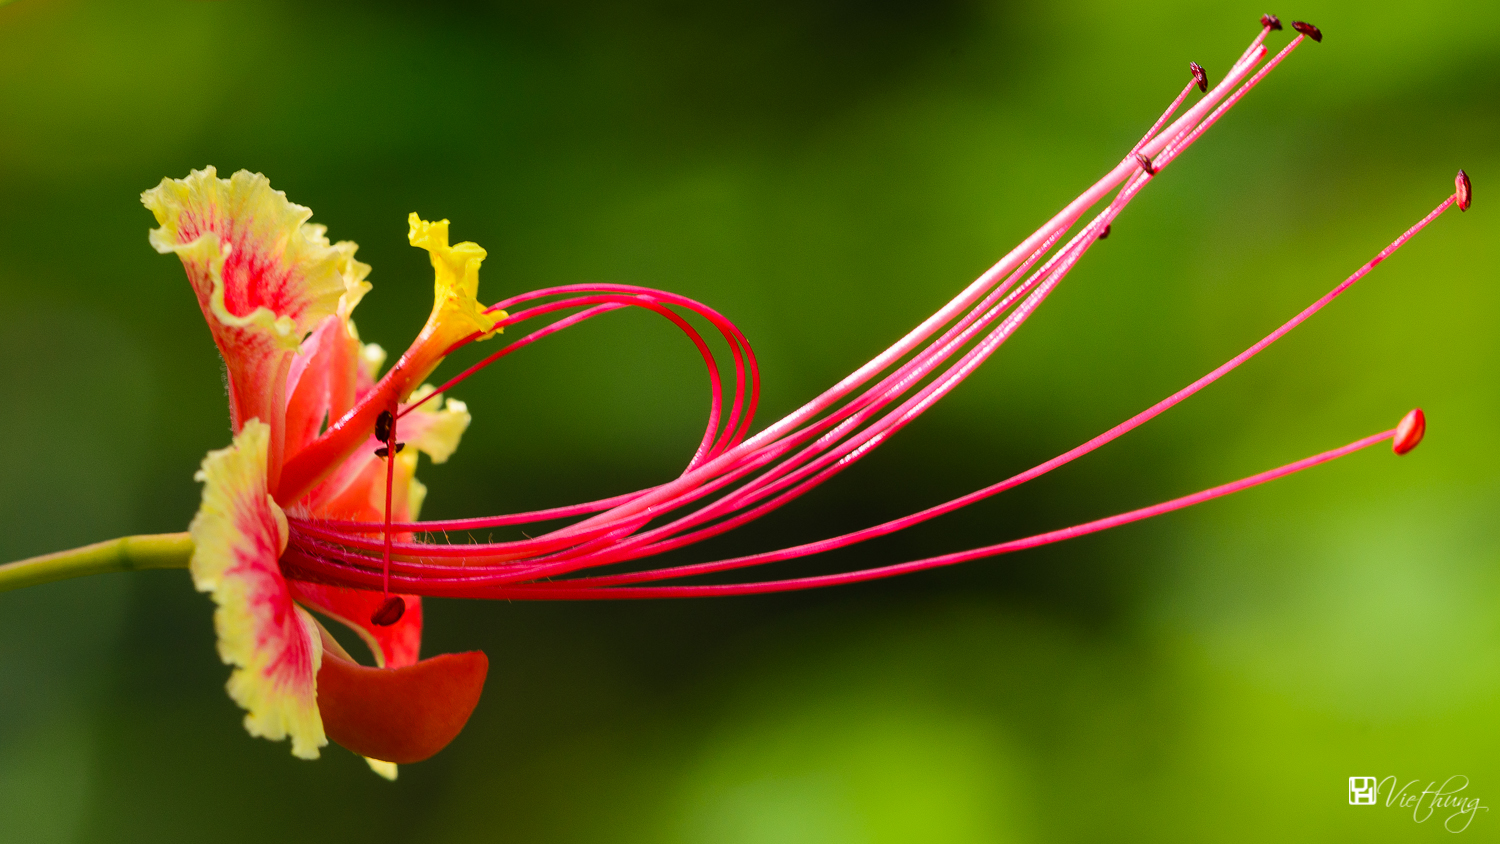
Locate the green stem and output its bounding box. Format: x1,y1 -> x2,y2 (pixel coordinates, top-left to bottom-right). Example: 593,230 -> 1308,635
0,533 -> 193,593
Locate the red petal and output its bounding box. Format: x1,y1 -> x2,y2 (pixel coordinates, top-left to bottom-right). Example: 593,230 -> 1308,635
290,581 -> 424,668
316,650 -> 488,764
285,316 -> 360,462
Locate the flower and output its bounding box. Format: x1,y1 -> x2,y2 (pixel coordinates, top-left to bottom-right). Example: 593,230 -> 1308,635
142,167 -> 492,778
0,17 -> 1465,777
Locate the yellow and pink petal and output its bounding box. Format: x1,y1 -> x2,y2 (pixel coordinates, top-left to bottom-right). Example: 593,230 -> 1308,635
144,167 -> 370,480
188,419 -> 327,759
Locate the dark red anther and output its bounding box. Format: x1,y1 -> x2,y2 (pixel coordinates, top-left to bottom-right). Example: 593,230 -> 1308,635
1190,62 -> 1208,93
371,595 -> 406,626
375,410 -> 394,443
374,442 -> 406,458
1260,14 -> 1282,31
1098,224 -> 1111,240
1133,152 -> 1157,176
1456,170 -> 1472,212
1392,408 -> 1426,456
1291,21 -> 1322,42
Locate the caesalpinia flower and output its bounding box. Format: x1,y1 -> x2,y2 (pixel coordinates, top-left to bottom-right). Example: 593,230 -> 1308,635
0,17 -> 1468,775
140,167 -> 492,779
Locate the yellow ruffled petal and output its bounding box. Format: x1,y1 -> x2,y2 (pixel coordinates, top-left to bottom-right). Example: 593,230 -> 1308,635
364,758 -> 399,780
332,238 -> 373,323
359,341 -> 388,385
189,419 -> 327,760
368,215 -> 506,396
405,473 -> 429,523
402,385 -> 472,464
144,167 -> 368,349
408,214 -> 500,344
142,168 -> 370,460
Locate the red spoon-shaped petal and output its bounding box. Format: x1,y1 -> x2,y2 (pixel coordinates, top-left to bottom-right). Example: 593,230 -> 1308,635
317,649 -> 488,764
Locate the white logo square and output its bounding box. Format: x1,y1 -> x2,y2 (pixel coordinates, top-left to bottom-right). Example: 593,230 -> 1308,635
1350,776 -> 1378,805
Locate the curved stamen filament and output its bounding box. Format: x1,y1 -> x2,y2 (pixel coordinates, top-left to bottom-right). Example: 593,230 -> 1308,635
302,163 -> 1151,568
279,424 -> 1401,599
273,26 -> 1277,509
382,405 -> 396,598
485,36 -> 1274,542
273,23 -> 1430,603
412,285 -> 761,456
520,192 -> 1460,586
498,428 -> 1399,599
282,181 -> 1457,593
294,185 -> 1069,544
1130,72 -> 1201,157
507,176 -> 1147,578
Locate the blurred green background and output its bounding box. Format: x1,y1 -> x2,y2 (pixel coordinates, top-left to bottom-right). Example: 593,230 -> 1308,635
2,0 -> 1497,840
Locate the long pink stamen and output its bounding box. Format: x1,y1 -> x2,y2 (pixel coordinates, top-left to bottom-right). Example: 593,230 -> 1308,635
289,194 -> 1114,564
279,425 -> 1402,599
382,407 -> 395,595
295,24 -> 1273,526
274,22 -> 1448,605
367,405 -> 406,626
1129,67 -> 1203,157
492,429 -> 1398,600
372,44 -> 1242,554
500,35 -> 1273,542
301,176 -> 1452,589
281,175 -> 1457,594
489,161 -> 1153,576
516,194 -> 1460,586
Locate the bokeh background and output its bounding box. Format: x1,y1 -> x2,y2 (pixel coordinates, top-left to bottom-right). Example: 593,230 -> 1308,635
2,0 -> 1498,840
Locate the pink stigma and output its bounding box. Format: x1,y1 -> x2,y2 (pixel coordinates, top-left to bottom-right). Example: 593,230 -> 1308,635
1457,170 -> 1473,211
